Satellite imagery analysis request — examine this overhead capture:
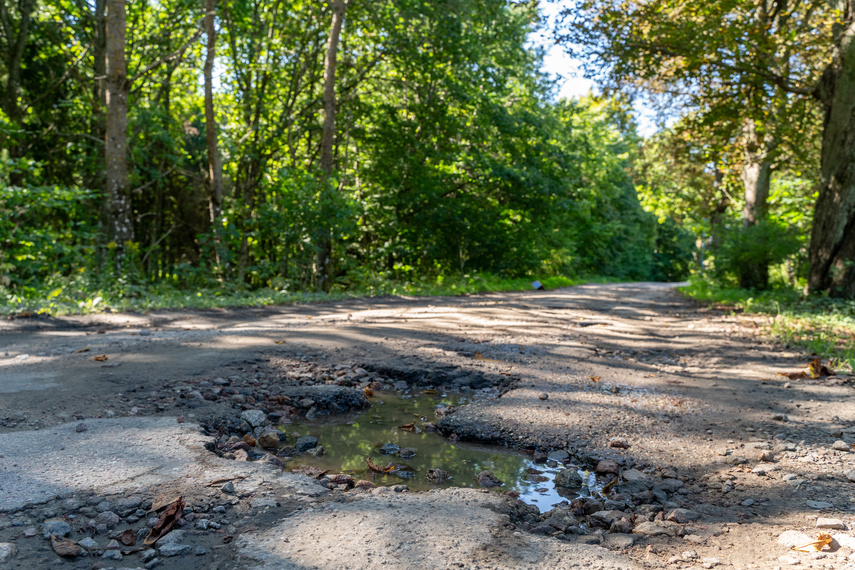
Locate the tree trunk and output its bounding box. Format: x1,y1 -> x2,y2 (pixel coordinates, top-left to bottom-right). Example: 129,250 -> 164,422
204,0 -> 224,267
314,0 -> 345,291
737,118 -> 775,290
0,0 -> 36,187
808,15 -> 855,297
105,0 -> 133,252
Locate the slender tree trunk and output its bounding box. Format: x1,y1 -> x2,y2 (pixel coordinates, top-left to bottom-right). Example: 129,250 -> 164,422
808,13 -> 855,297
204,0 -> 224,267
0,0 -> 36,187
105,0 -> 133,254
738,118 -> 775,290
315,0 -> 345,291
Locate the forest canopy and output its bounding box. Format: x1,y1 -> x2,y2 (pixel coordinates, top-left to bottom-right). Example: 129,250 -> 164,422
0,0 -> 851,311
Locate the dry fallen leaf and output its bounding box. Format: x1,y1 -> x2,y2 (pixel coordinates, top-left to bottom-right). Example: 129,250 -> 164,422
589,376 -> 601,382
327,474 -> 355,488
366,457 -> 397,473
120,529 -> 136,546
243,434 -> 256,447
144,497 -> 185,546
51,535 -> 83,557
274,340 -> 287,344
809,358 -> 835,378
73,346 -> 90,354
363,386 -> 374,397
398,422 -> 420,433
777,371 -> 810,380
421,388 -> 438,395
792,531 -> 834,552
93,354 -> 108,361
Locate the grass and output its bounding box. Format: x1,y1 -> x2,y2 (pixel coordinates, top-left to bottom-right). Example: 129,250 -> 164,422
0,272 -> 605,318
682,277 -> 855,372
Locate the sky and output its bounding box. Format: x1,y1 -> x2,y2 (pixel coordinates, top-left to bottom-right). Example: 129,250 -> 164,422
533,1 -> 662,136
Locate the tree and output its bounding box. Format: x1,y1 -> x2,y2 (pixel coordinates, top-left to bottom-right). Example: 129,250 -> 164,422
809,1 -> 855,296
204,0 -> 223,266
104,0 -> 132,249
557,0 -> 834,290
0,0 -> 37,187
315,0 -> 346,291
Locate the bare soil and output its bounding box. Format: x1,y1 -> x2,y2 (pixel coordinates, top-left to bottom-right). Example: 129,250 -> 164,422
1,282 -> 854,569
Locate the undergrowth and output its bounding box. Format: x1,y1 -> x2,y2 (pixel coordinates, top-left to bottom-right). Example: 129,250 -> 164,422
682,277 -> 855,372
0,273 -> 600,317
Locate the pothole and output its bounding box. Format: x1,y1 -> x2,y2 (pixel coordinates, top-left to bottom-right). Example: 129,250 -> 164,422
203,364 -> 609,513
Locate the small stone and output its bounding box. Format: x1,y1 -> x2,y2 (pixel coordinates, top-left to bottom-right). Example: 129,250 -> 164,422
379,442 -> 400,455
295,435 -> 319,452
701,557 -> 722,568
682,550 -> 698,560
608,438 -> 630,449
157,530 -> 186,546
539,393 -> 549,400
533,451 -> 547,463
759,451 -> 775,462
95,500 -> 112,512
195,519 -> 211,530
101,549 -> 122,560
595,459 -> 619,475
549,450 -> 570,462
0,543 -> 17,563
145,558 -> 162,569
806,500 -> 833,509
307,445 -> 325,457
778,554 -> 801,565
476,471 -> 503,487
666,508 -> 700,523
633,521 -> 675,536
22,527 -> 37,538
75,423 -> 87,432
41,519 -> 71,539
772,414 -> 789,422
240,409 -> 267,428
845,469 -> 855,482
399,447 -> 416,458
77,537 -> 98,549
195,547 -> 207,556
95,511 -> 120,527
554,469 -> 583,488
158,543 -> 192,557
221,481 -> 235,494
832,440 -> 852,452
654,478 -> 684,493
142,548 -> 158,562
257,430 -> 282,449
816,518 -> 845,529
741,499 -> 755,507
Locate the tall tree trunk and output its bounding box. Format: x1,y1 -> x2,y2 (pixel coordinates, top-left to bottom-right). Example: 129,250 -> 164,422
105,0 -> 133,254
204,0 -> 224,267
315,0 -> 345,291
808,12 -> 855,297
738,118 -> 775,290
0,0 -> 36,187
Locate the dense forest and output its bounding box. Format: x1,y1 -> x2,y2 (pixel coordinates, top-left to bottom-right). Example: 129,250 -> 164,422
1,0 -> 853,310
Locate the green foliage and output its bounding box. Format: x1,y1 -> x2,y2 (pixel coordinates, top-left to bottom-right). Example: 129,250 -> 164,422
713,220 -> 802,289
652,218 -> 695,282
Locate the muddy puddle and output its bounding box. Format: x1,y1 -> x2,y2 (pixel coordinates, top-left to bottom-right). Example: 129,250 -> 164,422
281,391 -> 601,511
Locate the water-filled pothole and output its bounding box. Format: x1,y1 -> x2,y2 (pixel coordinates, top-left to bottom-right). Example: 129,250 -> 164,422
279,391 -> 603,511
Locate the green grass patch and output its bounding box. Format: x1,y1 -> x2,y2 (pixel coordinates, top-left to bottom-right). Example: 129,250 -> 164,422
682,277 -> 855,372
0,272 -> 606,317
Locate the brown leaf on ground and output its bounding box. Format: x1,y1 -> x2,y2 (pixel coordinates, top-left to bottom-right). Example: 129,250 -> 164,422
243,434 -> 256,447
777,371 -> 810,380
73,346 -> 90,353
398,422 -> 420,433
792,531 -> 834,552
809,358 -> 835,378
120,529 -> 136,546
144,496 -> 185,546
93,354 -> 108,361
150,495 -> 182,513
291,465 -> 329,478
327,474 -> 355,488
51,535 -> 83,557
589,376 -> 601,382
366,457 -> 396,473
274,340 -> 287,344
421,388 -> 438,395
363,386 -> 374,397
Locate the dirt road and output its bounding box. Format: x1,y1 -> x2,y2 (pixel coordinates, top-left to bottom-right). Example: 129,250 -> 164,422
1,282 -> 853,569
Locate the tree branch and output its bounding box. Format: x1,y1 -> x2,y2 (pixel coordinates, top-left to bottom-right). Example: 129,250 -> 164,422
128,27 -> 203,85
